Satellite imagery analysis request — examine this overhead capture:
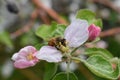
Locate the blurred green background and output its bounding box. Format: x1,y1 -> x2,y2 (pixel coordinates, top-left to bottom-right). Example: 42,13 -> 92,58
0,0 -> 120,80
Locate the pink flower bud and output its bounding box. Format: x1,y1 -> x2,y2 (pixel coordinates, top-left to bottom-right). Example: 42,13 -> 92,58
88,24 -> 101,41
11,46 -> 39,69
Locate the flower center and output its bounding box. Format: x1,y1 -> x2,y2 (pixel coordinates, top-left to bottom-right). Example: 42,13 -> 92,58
27,53 -> 34,61
48,37 -> 69,53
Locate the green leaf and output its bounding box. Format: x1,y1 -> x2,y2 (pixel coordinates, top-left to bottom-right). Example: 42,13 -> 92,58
82,55 -> 119,79
0,31 -> 13,48
44,63 -> 57,80
85,48 -> 113,60
35,24 -> 54,40
51,24 -> 66,37
52,72 -> 78,80
93,19 -> 103,29
76,9 -> 96,22
35,42 -> 47,50
35,22 -> 66,41
76,9 -> 103,28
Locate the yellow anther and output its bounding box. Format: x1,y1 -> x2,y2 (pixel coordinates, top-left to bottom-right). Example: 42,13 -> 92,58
27,53 -> 33,61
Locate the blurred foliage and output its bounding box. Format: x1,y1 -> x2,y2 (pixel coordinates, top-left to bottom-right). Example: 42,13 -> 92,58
0,31 -> 13,48
53,72 -> 78,80
20,30 -> 40,46
107,37 -> 120,57
44,63 -> 57,80
0,0 -> 120,80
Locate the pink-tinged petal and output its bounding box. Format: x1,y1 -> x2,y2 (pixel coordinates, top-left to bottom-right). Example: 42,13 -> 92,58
32,52 -> 39,63
36,46 -> 62,62
64,19 -> 89,47
88,24 -> 101,41
27,46 -> 37,54
11,46 -> 39,69
19,46 -> 37,57
14,59 -> 36,69
11,53 -> 19,61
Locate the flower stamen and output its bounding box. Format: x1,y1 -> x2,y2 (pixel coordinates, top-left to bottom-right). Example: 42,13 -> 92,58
27,53 -> 34,61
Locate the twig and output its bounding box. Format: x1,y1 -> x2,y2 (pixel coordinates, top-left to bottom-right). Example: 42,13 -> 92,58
11,0 -> 69,38
38,9 -> 51,25
10,9 -> 38,39
100,27 -> 120,37
32,0 -> 68,25
118,77 -> 120,80
89,0 -> 120,14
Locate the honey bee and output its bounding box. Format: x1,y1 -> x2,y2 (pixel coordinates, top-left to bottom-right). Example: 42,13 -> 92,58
48,37 -> 69,53
48,38 -> 56,47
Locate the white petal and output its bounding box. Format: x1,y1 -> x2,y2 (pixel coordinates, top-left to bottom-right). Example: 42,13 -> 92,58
11,53 -> 19,61
60,62 -> 78,71
36,46 -> 62,62
64,19 -> 89,47
1,60 -> 14,78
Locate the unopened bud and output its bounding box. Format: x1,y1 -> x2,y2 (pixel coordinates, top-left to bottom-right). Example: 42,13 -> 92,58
88,24 -> 101,41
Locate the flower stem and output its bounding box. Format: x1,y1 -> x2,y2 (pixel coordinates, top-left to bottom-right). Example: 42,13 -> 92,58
71,57 -> 83,62
71,46 -> 81,54
66,60 -> 70,80
66,53 -> 71,80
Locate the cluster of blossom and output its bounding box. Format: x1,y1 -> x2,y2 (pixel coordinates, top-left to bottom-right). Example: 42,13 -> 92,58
11,19 -> 101,69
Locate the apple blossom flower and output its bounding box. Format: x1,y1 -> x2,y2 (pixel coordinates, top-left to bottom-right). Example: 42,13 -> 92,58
11,46 -> 39,69
88,24 -> 101,41
36,19 -> 89,62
